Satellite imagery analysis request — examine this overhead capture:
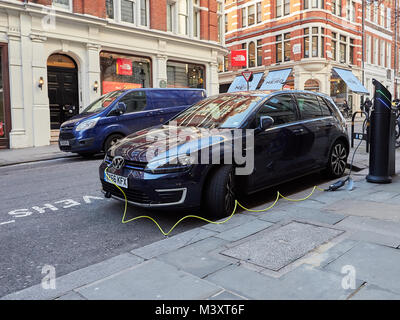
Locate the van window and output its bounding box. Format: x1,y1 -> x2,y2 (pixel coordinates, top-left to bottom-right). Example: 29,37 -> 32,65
255,94 -> 298,126
296,93 -> 322,119
119,91 -> 147,113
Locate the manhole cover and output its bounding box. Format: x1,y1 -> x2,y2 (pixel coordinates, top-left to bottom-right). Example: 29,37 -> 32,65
222,222 -> 343,271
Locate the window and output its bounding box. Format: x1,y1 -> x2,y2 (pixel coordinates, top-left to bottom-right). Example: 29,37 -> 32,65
317,97 -> 333,116
366,3 -> 371,21
257,2 -> 262,23
366,35 -> 371,64
312,27 -> 318,57
276,35 -> 283,63
332,32 -> 337,61
257,40 -> 263,66
296,93 -> 323,119
52,0 -> 72,11
387,8 -> 391,30
119,91 -> 147,113
100,52 -> 151,94
304,28 -> 309,58
121,0 -> 135,23
194,6 -> 200,37
248,42 -> 256,67
167,61 -> 205,89
380,4 -> 385,27
387,43 -> 391,68
256,95 -> 298,126
248,5 -> 255,26
178,0 -> 189,35
331,0 -> 336,14
304,27 -> 324,59
373,2 -> 378,24
304,79 -> 320,92
242,7 -> 247,27
140,0 -> 147,26
167,1 -> 176,32
217,1 -> 223,42
284,33 -> 291,61
321,28 -> 325,58
225,14 -> 228,33
276,33 -> 290,63
339,35 -> 347,63
351,1 -> 356,22
380,40 -> 385,67
373,38 -> 378,64
106,0 -> 114,19
350,38 -> 355,65
346,0 -> 351,20
276,0 -> 290,18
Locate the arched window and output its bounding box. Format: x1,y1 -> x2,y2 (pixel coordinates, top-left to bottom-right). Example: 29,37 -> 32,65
47,54 -> 77,69
248,42 -> 256,68
304,79 -> 320,92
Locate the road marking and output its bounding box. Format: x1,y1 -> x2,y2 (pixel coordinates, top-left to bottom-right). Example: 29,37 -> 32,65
0,220 -> 15,226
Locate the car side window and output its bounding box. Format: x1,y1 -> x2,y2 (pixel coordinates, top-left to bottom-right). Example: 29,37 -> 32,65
255,94 -> 298,126
317,96 -> 333,116
119,91 -> 147,114
296,93 -> 322,119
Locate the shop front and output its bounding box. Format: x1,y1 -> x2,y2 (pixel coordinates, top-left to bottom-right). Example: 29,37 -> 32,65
167,61 -> 205,89
0,43 -> 10,149
100,52 -> 152,94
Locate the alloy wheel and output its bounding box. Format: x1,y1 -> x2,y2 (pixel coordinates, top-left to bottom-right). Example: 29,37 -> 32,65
224,171 -> 236,215
331,143 -> 347,176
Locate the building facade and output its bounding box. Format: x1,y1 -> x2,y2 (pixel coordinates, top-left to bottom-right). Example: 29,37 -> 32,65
0,0 -> 226,149
219,0 -> 400,109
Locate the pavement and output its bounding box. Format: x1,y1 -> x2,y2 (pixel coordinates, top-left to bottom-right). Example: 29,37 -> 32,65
2,127 -> 400,300
0,144 -> 78,167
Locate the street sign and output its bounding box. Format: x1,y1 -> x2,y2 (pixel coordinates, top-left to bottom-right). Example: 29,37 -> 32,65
242,71 -> 253,82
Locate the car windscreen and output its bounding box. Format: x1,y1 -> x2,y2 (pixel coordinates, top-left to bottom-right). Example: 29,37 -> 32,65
167,94 -> 264,129
81,91 -> 126,115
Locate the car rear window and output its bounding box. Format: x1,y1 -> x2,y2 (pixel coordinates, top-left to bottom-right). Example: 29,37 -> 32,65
317,96 -> 333,117
296,93 -> 322,119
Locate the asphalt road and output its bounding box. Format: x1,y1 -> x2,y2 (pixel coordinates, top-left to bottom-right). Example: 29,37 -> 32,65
0,155 -> 331,298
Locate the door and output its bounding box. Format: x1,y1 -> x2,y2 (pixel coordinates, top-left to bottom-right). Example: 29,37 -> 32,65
48,68 -> 79,129
117,91 -> 154,133
0,43 -> 11,149
249,94 -> 309,191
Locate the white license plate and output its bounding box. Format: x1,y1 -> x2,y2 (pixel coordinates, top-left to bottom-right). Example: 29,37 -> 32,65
59,140 -> 70,146
104,172 -> 128,188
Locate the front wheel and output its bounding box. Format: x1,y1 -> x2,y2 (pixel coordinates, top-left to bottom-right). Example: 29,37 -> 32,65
204,166 -> 236,219
325,141 -> 348,178
103,134 -> 124,153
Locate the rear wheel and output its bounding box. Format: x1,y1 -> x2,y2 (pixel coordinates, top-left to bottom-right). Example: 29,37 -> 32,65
325,141 -> 348,178
204,166 -> 236,219
104,134 -> 124,153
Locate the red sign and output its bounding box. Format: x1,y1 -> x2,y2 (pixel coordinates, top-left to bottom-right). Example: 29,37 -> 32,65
242,71 -> 253,82
0,121 -> 3,137
102,81 -> 142,94
116,58 -> 133,76
231,50 -> 247,67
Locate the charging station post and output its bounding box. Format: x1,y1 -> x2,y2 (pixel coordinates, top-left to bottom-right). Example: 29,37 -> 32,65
366,79 -> 396,184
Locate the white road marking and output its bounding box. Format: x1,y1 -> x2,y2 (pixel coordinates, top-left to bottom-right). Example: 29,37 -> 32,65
0,220 -> 15,226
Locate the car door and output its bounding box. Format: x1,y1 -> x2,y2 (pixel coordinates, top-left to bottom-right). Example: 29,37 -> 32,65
249,94 -> 310,191
117,90 -> 154,132
294,93 -> 326,169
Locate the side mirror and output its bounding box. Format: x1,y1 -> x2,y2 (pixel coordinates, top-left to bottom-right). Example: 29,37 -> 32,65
110,102 -> 126,116
260,116 -> 274,130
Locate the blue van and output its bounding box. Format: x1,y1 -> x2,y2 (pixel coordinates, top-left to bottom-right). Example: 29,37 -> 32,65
58,88 -> 206,156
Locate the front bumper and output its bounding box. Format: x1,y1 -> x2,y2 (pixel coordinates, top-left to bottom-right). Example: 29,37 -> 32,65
59,127 -> 98,153
99,162 -> 207,209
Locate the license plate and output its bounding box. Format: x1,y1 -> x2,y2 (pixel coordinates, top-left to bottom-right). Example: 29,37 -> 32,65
104,172 -> 128,188
59,140 -> 70,146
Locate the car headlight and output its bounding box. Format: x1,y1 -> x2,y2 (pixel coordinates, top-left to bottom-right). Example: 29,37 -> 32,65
144,154 -> 195,174
76,117 -> 100,132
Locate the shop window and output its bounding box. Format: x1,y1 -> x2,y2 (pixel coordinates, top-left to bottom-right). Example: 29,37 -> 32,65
167,61 -> 205,89
304,79 -> 320,92
100,52 -> 151,94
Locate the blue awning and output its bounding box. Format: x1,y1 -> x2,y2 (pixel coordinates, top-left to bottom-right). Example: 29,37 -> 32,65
228,72 -> 264,92
260,68 -> 292,91
333,68 -> 369,94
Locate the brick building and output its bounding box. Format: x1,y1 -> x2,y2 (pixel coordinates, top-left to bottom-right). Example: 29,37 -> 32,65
0,0 -> 226,149
219,0 -> 400,109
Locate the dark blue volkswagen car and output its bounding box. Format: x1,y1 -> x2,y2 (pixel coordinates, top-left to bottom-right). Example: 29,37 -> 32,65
99,91 -> 349,218
59,88 -> 206,157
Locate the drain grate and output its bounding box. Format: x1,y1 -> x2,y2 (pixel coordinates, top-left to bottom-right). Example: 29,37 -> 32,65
222,222 -> 343,271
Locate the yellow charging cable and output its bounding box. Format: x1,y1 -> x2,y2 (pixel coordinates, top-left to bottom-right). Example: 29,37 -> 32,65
104,167 -> 326,237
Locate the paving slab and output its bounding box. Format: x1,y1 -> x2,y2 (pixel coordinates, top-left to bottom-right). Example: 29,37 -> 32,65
77,259 -> 222,300
350,284 -> 400,300
201,213 -> 258,233
325,241 -> 400,295
2,253 -> 143,300
258,206 -> 345,225
214,219 -> 273,242
56,291 -> 85,300
206,264 -> 360,300
157,237 -> 231,278
208,290 -> 246,300
131,228 -> 217,260
336,216 -> 400,248
222,222 -> 343,271
323,200 -> 400,222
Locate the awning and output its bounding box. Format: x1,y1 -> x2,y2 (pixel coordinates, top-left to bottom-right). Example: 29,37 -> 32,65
332,68 -> 369,94
260,68 -> 292,91
228,72 -> 263,92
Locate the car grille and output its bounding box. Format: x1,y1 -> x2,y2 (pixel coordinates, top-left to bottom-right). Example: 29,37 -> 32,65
101,180 -> 152,204
59,130 -> 75,140
106,155 -> 147,171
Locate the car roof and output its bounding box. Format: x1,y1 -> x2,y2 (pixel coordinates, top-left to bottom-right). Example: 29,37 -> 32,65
219,90 -> 332,101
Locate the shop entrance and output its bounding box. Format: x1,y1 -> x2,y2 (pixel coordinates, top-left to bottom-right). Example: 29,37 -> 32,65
47,54 -> 79,129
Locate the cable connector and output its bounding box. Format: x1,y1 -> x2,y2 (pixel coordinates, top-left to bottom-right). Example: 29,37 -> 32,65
326,179 -> 347,192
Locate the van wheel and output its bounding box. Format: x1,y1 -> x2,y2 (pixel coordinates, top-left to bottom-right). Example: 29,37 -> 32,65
104,134 -> 124,152
204,166 -> 236,219
325,141 -> 348,178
